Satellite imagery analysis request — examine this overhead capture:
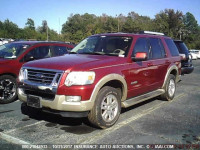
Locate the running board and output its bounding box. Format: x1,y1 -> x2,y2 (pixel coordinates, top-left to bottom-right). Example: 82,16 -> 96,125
121,89 -> 165,108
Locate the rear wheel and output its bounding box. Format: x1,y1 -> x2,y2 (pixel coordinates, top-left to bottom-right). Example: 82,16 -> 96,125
0,75 -> 17,104
88,86 -> 121,129
161,74 -> 176,101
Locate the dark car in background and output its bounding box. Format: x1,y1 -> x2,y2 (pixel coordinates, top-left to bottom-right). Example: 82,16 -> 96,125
0,41 -> 74,104
174,40 -> 194,75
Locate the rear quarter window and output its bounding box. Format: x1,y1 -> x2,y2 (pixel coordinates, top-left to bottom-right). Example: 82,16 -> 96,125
165,39 -> 179,56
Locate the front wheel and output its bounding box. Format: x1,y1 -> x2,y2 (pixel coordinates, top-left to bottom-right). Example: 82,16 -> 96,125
160,74 -> 176,101
88,86 -> 121,129
0,75 -> 17,104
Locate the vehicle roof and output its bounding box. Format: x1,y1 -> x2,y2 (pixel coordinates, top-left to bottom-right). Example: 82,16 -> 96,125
90,32 -> 170,38
10,41 -> 71,45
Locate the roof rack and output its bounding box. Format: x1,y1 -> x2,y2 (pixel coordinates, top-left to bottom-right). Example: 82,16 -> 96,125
139,31 -> 165,36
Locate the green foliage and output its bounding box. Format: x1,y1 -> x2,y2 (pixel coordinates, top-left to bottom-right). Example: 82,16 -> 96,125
25,18 -> 35,30
182,12 -> 199,49
0,19 -> 20,38
62,13 -> 97,42
153,9 -> 184,39
0,10 -> 199,49
184,12 -> 198,33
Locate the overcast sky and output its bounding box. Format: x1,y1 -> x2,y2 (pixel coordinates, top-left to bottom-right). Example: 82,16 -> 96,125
0,0 -> 199,33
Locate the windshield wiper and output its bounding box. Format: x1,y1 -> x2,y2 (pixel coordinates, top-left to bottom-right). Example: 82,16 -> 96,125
80,52 -> 105,55
69,51 -> 77,54
93,52 -> 105,55
104,53 -> 119,56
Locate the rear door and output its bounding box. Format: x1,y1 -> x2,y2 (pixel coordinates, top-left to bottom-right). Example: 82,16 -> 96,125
148,37 -> 169,88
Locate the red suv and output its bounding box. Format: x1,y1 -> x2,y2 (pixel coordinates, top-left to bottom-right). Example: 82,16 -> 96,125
0,41 -> 73,104
18,32 -> 181,128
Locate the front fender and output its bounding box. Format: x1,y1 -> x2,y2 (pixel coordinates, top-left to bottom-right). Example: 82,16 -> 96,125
89,73 -> 128,102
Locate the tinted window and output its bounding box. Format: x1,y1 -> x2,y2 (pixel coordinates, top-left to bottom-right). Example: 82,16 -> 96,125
132,38 -> 149,57
165,39 -> 179,56
52,46 -> 69,56
149,38 -> 166,59
174,41 -> 189,55
25,46 -> 51,60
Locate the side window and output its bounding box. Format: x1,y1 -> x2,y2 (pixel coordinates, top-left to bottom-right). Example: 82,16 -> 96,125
52,46 -> 69,56
24,46 -> 51,61
159,39 -> 166,57
149,38 -> 166,59
165,39 -> 179,56
132,38 -> 149,57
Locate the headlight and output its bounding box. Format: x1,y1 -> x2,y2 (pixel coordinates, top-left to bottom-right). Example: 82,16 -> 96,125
65,71 -> 95,86
19,68 -> 28,82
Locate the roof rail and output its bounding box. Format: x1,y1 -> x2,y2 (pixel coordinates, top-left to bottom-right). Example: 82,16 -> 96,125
139,31 -> 165,36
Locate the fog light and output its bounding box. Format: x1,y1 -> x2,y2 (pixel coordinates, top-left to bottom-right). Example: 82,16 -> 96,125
65,96 -> 81,102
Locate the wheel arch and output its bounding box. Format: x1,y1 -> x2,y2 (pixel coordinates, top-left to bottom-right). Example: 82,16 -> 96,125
0,73 -> 17,79
162,65 -> 179,89
89,74 -> 127,103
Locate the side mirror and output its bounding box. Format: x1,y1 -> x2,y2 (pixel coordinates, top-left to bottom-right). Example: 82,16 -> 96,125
24,55 -> 35,62
132,52 -> 147,61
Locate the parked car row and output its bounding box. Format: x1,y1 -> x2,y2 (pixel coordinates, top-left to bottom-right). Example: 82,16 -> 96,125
0,31 -> 195,129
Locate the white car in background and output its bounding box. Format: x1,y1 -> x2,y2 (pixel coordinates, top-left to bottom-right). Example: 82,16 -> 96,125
0,38 -> 9,45
3,39 -> 9,44
190,50 -> 200,59
0,39 -> 3,46
0,38 -> 13,46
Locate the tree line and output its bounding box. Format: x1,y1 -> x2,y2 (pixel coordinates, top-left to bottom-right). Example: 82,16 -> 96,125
0,9 -> 200,49
0,19 -> 60,41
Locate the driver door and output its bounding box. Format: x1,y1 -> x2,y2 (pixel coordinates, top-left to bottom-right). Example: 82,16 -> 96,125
126,37 -> 156,98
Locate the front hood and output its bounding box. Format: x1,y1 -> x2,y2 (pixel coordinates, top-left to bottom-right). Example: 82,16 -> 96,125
0,58 -> 12,64
23,54 -> 126,71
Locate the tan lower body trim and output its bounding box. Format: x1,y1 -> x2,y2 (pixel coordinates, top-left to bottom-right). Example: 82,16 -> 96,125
18,88 -> 94,112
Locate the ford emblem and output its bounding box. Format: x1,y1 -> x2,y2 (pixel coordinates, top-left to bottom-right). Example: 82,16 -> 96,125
35,73 -> 44,78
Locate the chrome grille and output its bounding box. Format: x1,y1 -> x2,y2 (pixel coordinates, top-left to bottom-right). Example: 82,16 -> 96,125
27,69 -> 62,85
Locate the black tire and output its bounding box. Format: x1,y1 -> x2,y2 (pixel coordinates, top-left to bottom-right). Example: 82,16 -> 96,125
160,74 -> 176,101
0,75 -> 17,104
88,86 -> 121,129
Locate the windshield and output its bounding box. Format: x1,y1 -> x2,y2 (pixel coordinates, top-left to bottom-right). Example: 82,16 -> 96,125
0,43 -> 30,59
71,36 -> 132,57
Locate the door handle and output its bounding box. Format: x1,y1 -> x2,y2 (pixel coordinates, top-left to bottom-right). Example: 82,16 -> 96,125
165,60 -> 170,64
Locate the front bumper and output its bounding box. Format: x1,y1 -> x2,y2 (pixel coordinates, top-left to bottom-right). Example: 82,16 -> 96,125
181,66 -> 194,75
21,103 -> 89,118
18,88 -> 94,112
